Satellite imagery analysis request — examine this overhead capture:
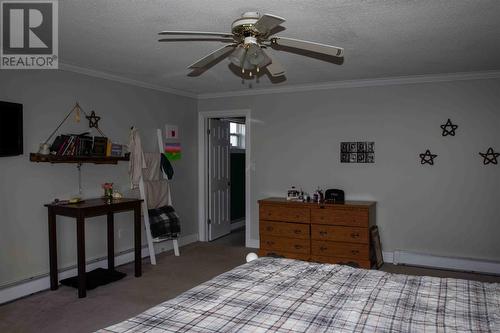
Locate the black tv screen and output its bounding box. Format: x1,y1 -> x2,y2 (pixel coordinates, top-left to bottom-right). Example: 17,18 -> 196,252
0,101 -> 23,157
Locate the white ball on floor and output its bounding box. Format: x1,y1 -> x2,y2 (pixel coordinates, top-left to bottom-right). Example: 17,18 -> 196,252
246,252 -> 258,263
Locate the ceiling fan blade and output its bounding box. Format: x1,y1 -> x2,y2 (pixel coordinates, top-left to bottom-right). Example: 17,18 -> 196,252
266,57 -> 286,77
188,44 -> 236,69
159,31 -> 233,38
159,38 -> 234,43
254,14 -> 286,35
271,37 -> 344,57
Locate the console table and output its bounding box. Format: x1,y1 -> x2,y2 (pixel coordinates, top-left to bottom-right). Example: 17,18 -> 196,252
45,198 -> 143,298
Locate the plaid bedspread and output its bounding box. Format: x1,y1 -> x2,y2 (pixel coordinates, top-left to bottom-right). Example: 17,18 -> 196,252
99,258 -> 500,333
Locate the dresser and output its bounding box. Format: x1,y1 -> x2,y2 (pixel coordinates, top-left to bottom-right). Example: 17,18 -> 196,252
258,198 -> 377,269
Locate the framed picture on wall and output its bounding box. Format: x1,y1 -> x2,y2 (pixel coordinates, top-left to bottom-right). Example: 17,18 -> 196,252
341,141 -> 375,163
370,226 -> 383,268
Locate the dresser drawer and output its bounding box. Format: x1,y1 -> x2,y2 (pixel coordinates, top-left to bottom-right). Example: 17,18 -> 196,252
311,225 -> 368,244
260,220 -> 309,239
261,235 -> 310,254
311,240 -> 368,259
311,207 -> 368,227
258,249 -> 310,261
311,255 -> 371,269
260,205 -> 310,223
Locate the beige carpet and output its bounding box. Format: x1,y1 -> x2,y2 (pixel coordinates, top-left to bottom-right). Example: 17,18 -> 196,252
1,238 -> 499,333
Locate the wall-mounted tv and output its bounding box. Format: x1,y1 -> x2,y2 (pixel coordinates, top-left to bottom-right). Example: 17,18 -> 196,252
0,101 -> 23,157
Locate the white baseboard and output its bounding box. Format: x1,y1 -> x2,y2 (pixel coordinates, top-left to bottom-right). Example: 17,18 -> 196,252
246,238 -> 259,249
383,250 -> 500,275
230,220 -> 245,231
0,233 -> 198,305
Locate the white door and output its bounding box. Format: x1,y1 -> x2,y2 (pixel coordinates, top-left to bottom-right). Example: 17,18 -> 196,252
208,118 -> 231,240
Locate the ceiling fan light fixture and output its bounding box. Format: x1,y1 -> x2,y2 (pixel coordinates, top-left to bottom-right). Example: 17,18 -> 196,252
229,46 -> 247,67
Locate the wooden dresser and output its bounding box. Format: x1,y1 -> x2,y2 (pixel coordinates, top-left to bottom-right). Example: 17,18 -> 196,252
258,198 -> 377,269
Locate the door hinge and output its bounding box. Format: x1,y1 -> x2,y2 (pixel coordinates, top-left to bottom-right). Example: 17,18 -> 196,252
207,218 -> 211,225
207,129 -> 211,135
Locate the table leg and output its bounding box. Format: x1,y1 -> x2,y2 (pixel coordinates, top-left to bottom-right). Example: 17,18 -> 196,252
107,212 -> 115,270
48,208 -> 58,290
76,215 -> 86,298
134,205 -> 142,277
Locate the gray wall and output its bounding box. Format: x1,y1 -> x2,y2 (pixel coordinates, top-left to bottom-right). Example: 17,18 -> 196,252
199,79 -> 500,261
0,70 -> 197,286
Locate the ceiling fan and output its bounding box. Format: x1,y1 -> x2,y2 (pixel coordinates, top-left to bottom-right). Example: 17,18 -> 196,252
158,11 -> 344,78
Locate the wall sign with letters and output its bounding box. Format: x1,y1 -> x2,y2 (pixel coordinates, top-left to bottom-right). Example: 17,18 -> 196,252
1,0 -> 58,69
340,142 -> 375,163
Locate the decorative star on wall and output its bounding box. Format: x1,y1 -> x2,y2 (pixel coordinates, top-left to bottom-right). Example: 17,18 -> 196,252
440,118 -> 458,136
479,147 -> 499,165
420,149 -> 437,165
86,110 -> 101,128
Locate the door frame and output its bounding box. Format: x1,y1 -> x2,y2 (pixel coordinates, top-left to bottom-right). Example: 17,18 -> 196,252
198,109 -> 252,247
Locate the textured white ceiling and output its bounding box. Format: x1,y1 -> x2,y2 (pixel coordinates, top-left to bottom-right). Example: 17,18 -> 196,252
60,0 -> 500,95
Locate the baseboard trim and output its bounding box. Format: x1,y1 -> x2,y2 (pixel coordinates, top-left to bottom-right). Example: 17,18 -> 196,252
230,220 -> 245,231
383,250 -> 500,275
246,238 -> 259,249
0,233 -> 198,305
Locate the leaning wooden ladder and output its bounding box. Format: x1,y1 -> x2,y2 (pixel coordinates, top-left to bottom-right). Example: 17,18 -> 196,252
138,128 -> 180,265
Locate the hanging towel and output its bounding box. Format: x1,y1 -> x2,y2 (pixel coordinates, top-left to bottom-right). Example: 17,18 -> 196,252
143,180 -> 171,209
128,128 -> 146,189
147,205 -> 180,239
143,152 -> 161,181
161,153 -> 174,180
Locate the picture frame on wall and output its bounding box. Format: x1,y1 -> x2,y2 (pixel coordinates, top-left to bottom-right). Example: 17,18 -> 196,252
341,141 -> 375,163
370,226 -> 383,268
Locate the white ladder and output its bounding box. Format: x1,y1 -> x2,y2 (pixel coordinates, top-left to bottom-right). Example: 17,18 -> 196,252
139,128 -> 180,265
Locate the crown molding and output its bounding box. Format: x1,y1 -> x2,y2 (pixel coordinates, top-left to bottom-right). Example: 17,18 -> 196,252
59,62 -> 197,99
197,70 -> 500,99
57,64 -> 500,100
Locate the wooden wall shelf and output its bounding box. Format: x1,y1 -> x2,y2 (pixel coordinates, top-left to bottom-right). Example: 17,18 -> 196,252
30,153 -> 129,165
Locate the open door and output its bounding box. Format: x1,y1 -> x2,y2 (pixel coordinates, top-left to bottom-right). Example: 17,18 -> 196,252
208,118 -> 231,240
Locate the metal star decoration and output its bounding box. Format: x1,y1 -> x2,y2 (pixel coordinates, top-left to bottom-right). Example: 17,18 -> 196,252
420,149 -> 437,165
86,110 -> 101,128
479,147 -> 499,165
440,118 -> 458,136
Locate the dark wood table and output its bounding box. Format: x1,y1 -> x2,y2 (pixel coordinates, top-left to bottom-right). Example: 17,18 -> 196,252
45,198 -> 143,298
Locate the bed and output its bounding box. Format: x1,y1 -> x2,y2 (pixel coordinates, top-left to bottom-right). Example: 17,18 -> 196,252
99,257 -> 500,332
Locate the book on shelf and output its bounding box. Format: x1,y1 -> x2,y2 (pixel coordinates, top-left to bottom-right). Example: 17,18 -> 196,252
92,137 -> 108,156
110,143 -> 123,157
49,134 -> 111,157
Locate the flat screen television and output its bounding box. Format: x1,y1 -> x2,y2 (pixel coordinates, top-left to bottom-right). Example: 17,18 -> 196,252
0,101 -> 23,157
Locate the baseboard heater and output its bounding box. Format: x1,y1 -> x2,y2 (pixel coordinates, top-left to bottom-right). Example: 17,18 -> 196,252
391,250 -> 500,275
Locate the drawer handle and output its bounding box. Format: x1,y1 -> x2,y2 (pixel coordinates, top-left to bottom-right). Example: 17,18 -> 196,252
295,214 -> 300,218
294,244 -> 302,249
266,226 -> 274,232
266,241 -> 275,246
320,246 -> 328,251
351,250 -> 359,255
267,212 -> 273,216
350,232 -> 360,238
319,231 -> 328,236
293,229 -> 302,234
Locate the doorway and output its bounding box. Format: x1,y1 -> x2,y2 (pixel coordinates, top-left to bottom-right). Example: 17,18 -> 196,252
198,110 -> 252,247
